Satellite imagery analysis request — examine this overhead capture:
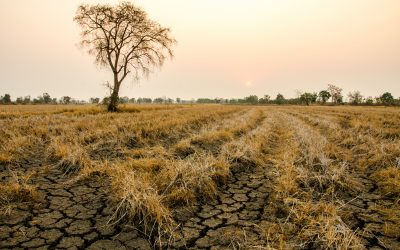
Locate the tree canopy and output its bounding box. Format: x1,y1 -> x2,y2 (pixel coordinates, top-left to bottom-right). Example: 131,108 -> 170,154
318,90 -> 331,104
380,92 -> 394,105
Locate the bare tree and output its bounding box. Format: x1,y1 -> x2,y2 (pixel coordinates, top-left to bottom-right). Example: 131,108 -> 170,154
327,84 -> 343,104
300,92 -> 318,105
74,2 -> 176,111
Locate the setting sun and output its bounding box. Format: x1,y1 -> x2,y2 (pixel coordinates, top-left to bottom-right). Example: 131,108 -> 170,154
245,81 -> 253,87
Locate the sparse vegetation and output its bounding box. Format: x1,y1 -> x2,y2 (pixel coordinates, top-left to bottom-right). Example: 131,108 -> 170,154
0,171 -> 41,215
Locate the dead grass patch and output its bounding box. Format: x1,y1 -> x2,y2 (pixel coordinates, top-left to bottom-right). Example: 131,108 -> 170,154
372,166 -> 400,198
0,171 -> 41,215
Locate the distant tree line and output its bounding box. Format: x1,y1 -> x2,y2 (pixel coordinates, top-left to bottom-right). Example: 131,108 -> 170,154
1,85 -> 399,106
0,93 -> 87,105
192,84 -> 399,106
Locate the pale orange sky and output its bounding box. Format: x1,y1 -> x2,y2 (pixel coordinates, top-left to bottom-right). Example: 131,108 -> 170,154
0,0 -> 399,100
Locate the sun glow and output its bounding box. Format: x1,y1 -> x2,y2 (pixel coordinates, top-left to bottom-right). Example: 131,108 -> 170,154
245,81 -> 252,87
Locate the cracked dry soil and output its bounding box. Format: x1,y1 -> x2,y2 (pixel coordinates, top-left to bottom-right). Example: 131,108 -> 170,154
1,152 -> 399,249
167,164 -> 270,249
1,160 -> 272,250
1,159 -> 270,250
0,166 -> 152,250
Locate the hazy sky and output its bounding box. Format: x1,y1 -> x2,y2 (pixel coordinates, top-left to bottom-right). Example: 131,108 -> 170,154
0,1 -> 399,100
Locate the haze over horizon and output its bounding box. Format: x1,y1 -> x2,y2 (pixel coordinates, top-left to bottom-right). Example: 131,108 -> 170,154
0,0 -> 399,100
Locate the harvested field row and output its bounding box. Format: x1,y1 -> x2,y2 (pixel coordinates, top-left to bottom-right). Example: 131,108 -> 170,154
281,108 -> 400,249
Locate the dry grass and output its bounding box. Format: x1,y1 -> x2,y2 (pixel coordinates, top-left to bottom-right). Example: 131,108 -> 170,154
0,171 -> 40,215
261,109 -> 375,249
262,106 -> 399,249
1,104 -> 245,234
1,104 -> 399,248
373,166 -> 400,198
108,168 -> 173,236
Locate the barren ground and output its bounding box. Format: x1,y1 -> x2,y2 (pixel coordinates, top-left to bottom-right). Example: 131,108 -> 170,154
1,105 -> 399,249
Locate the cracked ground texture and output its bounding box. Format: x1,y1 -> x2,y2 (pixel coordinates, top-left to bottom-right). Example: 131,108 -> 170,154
0,166 -> 152,249
168,165 -> 271,249
1,161 -> 272,250
1,106 -> 400,249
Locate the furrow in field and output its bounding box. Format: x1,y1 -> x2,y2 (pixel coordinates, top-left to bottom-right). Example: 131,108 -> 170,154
162,108 -> 275,249
280,106 -> 400,142
258,110 -> 364,249
100,108 -> 268,241
281,109 -> 400,249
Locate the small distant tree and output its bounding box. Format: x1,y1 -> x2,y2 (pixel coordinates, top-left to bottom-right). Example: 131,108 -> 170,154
128,98 -> 136,103
142,98 -> 152,103
33,95 -> 43,104
244,95 -> 258,104
217,98 -> 225,103
153,97 -> 164,103
318,90 -> 331,104
327,84 -> 343,104
259,95 -> 270,104
347,91 -> 363,105
300,92 -> 317,105
176,97 -> 181,104
74,2 -> 176,112
365,96 -> 374,105
1,94 -> 12,104
23,96 -> 31,104
90,97 -> 100,104
229,99 -> 238,104
102,97 -> 110,105
276,93 -> 285,105
42,93 -> 51,104
16,97 -> 23,104
197,98 -> 214,104
380,92 -> 394,105
311,93 -> 318,103
61,96 -> 71,104
119,96 -> 129,104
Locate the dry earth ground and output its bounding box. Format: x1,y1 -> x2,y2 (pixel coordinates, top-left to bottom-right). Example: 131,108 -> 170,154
0,105 -> 399,249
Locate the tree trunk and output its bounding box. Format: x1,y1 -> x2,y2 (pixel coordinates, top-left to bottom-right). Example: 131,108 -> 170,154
108,75 -> 120,112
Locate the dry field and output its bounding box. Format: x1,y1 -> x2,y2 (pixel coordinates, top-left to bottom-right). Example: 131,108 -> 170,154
0,104 -> 399,249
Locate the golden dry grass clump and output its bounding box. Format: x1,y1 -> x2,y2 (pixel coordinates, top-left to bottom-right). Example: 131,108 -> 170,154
373,166 -> 400,198
0,171 -> 41,215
